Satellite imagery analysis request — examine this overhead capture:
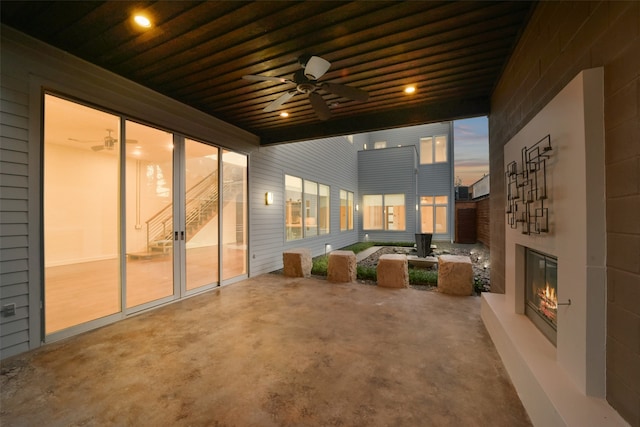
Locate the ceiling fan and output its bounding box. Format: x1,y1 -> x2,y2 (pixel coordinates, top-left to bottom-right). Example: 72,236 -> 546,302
242,54 -> 369,120
68,129 -> 136,152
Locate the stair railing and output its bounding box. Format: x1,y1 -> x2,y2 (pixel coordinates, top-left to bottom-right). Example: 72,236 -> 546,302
146,172 -> 218,252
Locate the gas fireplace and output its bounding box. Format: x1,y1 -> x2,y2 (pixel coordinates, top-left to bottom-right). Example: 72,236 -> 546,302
525,248 -> 558,345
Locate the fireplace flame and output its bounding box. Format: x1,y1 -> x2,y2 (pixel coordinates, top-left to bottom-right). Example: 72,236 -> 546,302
537,283 -> 558,322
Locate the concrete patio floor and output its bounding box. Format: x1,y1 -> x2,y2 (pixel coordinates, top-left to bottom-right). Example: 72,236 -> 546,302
1,274 -> 531,426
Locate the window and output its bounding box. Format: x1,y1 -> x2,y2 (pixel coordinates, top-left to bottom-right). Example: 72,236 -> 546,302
285,175 -> 303,241
363,194 -> 406,231
420,195 -> 448,233
340,190 -> 354,231
374,141 -> 387,149
420,135 -> 447,164
304,180 -> 318,237
286,175 -> 330,240
319,184 -> 330,235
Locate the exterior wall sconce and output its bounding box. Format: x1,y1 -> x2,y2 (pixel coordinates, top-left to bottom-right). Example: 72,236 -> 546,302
265,191 -> 274,205
355,204 -> 359,211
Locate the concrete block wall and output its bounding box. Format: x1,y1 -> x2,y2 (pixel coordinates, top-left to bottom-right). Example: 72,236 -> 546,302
489,2 -> 639,425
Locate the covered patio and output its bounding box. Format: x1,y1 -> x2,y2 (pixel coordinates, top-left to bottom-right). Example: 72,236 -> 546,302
1,274 -> 530,426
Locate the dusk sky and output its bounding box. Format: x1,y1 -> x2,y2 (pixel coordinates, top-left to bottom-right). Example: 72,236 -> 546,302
453,116 -> 489,186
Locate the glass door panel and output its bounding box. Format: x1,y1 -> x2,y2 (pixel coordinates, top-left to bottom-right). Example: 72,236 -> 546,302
221,150 -> 247,280
125,121 -> 174,308
43,94 -> 121,334
184,139 -> 219,290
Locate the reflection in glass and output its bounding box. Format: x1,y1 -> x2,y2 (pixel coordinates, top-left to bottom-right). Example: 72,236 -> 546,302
221,150 -> 247,280
285,175 -> 302,241
125,121 -> 174,307
363,194 -> 383,230
185,139 -> 219,290
44,94 -> 121,334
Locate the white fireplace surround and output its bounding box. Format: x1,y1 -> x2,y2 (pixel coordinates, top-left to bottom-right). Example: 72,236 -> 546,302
482,68 -> 628,426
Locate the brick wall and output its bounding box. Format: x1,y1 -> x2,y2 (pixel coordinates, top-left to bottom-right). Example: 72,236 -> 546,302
454,198 -> 490,247
489,2 -> 639,425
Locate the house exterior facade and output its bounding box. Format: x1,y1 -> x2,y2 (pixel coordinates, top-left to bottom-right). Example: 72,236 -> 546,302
0,23 -> 455,359
1,1 -> 639,424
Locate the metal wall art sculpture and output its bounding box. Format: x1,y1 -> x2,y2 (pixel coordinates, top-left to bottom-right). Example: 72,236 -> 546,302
506,135 -> 552,235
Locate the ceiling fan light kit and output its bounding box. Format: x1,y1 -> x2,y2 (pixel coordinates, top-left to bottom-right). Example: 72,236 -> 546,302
243,55 -> 369,121
303,55 -> 330,80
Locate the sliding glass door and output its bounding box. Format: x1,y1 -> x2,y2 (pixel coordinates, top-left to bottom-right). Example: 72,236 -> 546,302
124,120 -> 175,309
184,139 -> 219,291
43,95 -> 121,334
43,94 -> 246,338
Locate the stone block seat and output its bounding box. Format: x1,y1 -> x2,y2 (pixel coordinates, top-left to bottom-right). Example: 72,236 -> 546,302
282,248 -> 312,278
377,254 -> 408,288
327,250 -> 357,283
437,255 -> 473,295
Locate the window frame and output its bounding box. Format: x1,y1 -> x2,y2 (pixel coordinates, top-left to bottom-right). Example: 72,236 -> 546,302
420,195 -> 449,234
419,135 -> 448,164
362,193 -> 406,231
285,174 -> 331,241
340,189 -> 354,231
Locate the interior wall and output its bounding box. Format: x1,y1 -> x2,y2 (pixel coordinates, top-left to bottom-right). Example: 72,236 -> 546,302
489,2 -> 639,424
44,144 -> 118,266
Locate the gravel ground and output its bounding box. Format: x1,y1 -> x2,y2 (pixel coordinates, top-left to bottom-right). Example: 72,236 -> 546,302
357,242 -> 491,293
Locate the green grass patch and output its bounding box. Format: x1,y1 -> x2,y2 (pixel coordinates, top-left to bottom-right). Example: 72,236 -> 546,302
339,242 -> 376,254
311,255 -> 328,276
408,268 -> 438,285
356,265 -> 377,281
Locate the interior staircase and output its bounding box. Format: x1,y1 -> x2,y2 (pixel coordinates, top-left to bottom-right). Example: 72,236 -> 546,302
128,173 -> 218,260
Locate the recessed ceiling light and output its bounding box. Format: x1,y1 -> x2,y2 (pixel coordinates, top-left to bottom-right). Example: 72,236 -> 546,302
280,112 -> 289,118
134,15 -> 152,28
404,86 -> 416,94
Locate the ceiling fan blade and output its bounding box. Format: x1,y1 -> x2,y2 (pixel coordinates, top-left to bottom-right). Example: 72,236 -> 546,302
321,82 -> 369,102
308,92 -> 331,121
304,55 -> 331,80
68,137 -> 100,143
91,145 -> 105,151
242,75 -> 288,84
264,91 -> 297,112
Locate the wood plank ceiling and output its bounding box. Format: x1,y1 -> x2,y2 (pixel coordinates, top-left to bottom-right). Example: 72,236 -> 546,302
1,1 -> 534,145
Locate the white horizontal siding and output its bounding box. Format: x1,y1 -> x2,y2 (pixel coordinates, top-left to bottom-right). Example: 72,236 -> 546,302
0,53 -> 30,358
249,136 -> 359,275
0,25 -> 260,359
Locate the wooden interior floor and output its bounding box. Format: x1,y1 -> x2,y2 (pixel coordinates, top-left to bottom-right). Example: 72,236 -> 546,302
45,245 -> 245,334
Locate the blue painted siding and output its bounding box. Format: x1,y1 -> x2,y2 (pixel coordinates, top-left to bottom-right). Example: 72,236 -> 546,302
357,122 -> 455,242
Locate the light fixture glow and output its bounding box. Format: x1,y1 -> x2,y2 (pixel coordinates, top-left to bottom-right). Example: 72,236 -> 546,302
134,15 -> 152,28
280,112 -> 289,118
404,86 -> 416,94
265,192 -> 274,205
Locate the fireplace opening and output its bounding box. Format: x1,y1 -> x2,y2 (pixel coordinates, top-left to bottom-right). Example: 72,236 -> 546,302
525,248 -> 558,345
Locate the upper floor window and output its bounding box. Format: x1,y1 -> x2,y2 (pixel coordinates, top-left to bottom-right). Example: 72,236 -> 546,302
420,135 -> 447,164
373,141 -> 387,149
